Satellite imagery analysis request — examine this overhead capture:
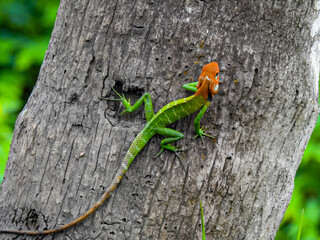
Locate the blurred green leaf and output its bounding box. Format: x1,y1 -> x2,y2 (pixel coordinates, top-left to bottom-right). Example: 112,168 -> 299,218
0,39 -> 15,65
296,209 -> 303,240
15,39 -> 48,71
2,1 -> 31,27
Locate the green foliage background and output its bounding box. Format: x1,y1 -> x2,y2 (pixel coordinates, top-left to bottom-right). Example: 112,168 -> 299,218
0,1 -> 319,238
0,0 -> 60,184
275,115 -> 320,240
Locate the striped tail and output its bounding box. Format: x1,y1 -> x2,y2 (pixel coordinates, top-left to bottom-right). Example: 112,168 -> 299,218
0,131 -> 152,235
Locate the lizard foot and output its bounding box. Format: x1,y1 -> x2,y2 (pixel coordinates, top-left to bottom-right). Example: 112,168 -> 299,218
193,127 -> 214,145
154,146 -> 184,158
101,87 -> 133,116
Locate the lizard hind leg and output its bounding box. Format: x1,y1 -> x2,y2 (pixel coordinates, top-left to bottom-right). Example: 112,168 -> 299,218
154,127 -> 186,171
154,128 -> 184,158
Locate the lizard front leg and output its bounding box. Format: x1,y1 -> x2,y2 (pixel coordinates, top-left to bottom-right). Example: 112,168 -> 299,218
182,81 -> 198,92
102,87 -> 155,122
193,101 -> 214,144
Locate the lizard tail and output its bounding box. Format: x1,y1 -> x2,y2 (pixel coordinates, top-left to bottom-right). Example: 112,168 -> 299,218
0,131 -> 152,235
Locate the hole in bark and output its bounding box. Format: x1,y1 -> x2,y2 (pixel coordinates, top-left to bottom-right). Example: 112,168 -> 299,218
255,68 -> 258,73
133,25 -> 144,30
145,175 -> 151,184
155,57 -> 159,61
26,209 -> 39,228
122,218 -> 127,222
168,56 -> 172,60
110,231 -> 115,235
67,91 -> 79,103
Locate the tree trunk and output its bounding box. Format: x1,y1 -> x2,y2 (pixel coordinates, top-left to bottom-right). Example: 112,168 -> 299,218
0,0 -> 319,239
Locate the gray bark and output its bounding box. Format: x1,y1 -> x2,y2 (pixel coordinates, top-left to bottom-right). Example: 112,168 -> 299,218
0,0 -> 319,239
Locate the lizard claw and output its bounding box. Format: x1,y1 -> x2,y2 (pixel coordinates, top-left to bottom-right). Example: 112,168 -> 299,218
99,97 -> 123,101
100,87 -> 127,102
119,110 -> 128,116
111,87 -> 123,99
154,148 -> 164,158
102,87 -> 133,116
173,145 -> 184,152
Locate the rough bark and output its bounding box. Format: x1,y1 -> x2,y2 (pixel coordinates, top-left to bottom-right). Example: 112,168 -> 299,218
0,0 -> 319,239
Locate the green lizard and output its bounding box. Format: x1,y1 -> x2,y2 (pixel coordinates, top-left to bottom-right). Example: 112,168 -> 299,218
0,62 -> 219,235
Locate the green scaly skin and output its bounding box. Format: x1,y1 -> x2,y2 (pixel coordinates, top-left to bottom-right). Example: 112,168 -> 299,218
0,62 -> 219,235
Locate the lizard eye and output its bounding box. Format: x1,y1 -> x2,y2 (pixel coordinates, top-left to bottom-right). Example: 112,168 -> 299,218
215,73 -> 219,79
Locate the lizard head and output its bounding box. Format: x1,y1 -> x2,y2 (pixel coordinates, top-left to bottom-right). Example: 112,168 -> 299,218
195,62 -> 219,100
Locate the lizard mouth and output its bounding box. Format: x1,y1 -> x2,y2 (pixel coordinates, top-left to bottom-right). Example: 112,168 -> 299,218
209,76 -> 219,96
